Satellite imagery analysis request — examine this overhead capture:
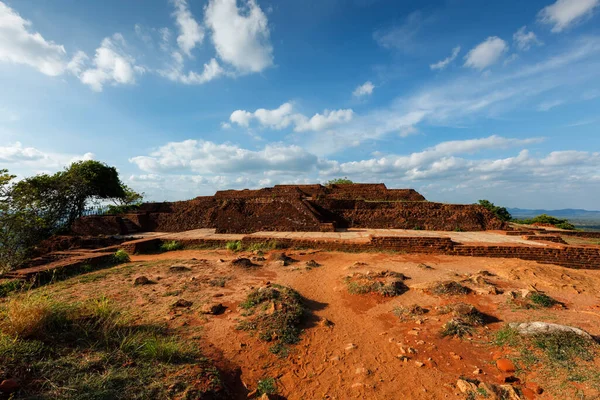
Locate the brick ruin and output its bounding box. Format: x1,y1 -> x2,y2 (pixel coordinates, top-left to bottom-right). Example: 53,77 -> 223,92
72,183 -> 507,235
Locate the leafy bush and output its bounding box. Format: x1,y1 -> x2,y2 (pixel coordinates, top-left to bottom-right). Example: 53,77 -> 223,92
327,177 -> 354,185
113,249 -> 130,264
515,214 -> 576,230
477,200 -> 512,222
257,377 -> 277,395
160,241 -> 183,252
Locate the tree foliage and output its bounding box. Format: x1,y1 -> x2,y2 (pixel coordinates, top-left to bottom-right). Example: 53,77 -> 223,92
515,214 -> 576,230
327,177 -> 354,185
477,200 -> 512,222
0,161 -> 135,272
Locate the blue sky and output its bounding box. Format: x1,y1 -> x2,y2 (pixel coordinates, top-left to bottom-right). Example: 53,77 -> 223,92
1,0 -> 599,209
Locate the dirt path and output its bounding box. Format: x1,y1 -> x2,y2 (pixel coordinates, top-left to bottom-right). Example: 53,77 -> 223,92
42,249 -> 600,399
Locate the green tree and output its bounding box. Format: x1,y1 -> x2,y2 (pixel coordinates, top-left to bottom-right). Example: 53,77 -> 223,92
327,177 -> 354,185
477,200 -> 512,222
1,161 -> 132,272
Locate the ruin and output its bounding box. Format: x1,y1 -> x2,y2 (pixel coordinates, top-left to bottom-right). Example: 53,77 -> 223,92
72,183 -> 507,236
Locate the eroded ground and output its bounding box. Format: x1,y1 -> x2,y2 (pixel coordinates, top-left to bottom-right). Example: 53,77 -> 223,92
6,249 -> 600,399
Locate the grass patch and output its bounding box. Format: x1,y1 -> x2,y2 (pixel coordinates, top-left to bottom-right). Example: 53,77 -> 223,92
208,277 -> 231,288
493,325 -> 600,397
246,241 -> 285,252
430,281 -> 472,296
440,303 -> 489,338
344,271 -> 409,297
529,292 -> 559,308
225,241 -> 242,252
160,240 -> 183,252
257,377 -> 277,395
0,295 -> 227,398
113,249 -> 130,264
393,304 -> 428,321
237,284 -> 306,348
0,280 -> 25,298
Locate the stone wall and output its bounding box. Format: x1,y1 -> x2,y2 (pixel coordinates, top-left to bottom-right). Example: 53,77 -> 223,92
312,200 -> 506,231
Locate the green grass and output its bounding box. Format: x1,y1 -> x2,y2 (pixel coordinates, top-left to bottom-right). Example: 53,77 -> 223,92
113,249 -> 130,264
529,292 -> 559,308
225,241 -> 242,252
246,241 -> 284,252
0,295 -> 226,399
257,377 -> 277,395
493,325 -> 600,397
0,280 -> 25,298
237,284 -> 306,348
160,240 -> 183,252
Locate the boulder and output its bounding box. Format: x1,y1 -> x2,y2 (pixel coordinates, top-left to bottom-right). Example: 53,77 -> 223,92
509,322 -> 593,340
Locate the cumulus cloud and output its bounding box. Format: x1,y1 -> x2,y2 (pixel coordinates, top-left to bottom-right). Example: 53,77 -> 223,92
0,142 -> 94,172
129,139 -> 318,174
171,0 -> 204,56
464,37 -> 508,70
74,34 -> 145,92
353,81 -> 375,97
513,26 -> 542,51
430,46 -> 461,70
228,102 -> 354,132
539,0 -> 599,32
0,1 -> 66,76
160,51 -> 224,84
204,0 -> 273,73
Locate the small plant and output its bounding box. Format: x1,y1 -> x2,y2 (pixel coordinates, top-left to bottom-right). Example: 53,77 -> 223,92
257,377 -> 277,395
394,304 -> 428,320
160,240 -> 183,252
430,281 -> 471,296
441,319 -> 474,338
208,277 -> 229,288
246,241 -> 283,252
225,241 -> 242,252
345,271 -> 409,297
113,249 -> 130,264
440,303 -> 489,338
237,284 -> 306,347
529,292 -> 559,308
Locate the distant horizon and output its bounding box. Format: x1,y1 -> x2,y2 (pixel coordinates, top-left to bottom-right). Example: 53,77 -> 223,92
1,0 -> 600,209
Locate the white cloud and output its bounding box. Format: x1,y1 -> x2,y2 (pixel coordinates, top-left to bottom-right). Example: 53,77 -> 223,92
513,26 -> 542,51
294,109 -> 354,132
171,0 -> 204,56
537,99 -> 564,111
76,34 -> 144,92
129,139 -> 318,174
0,1 -> 66,76
430,46 -> 461,71
205,0 -> 273,73
228,102 -> 354,132
353,81 -> 375,97
373,11 -> 426,52
539,0 -> 599,32
464,37 -> 508,70
0,142 -> 95,174
160,52 -> 224,84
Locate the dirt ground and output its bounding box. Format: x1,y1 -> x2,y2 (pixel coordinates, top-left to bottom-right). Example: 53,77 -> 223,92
41,249 -> 600,399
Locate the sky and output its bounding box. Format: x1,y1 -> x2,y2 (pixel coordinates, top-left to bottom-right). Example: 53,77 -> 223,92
1,0 -> 600,209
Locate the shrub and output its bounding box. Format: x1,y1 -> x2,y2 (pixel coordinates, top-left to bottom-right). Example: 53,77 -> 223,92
257,377 -> 277,395
225,241 -> 242,252
430,281 -> 472,296
327,177 -> 354,185
529,292 -> 559,308
515,214 -> 576,230
477,200 -> 512,222
113,249 -> 130,264
160,240 -> 183,252
344,271 -> 409,297
238,285 -> 306,348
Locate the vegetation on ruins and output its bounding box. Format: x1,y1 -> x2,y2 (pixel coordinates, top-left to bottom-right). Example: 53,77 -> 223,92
225,240 -> 243,252
0,295 -> 225,398
344,271 -> 409,297
494,325 -> 599,392
105,184 -> 145,215
514,214 -> 576,230
477,200 -> 512,222
326,177 -> 354,185
237,284 -> 306,357
160,240 -> 184,252
0,162 -> 139,273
